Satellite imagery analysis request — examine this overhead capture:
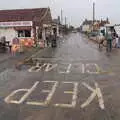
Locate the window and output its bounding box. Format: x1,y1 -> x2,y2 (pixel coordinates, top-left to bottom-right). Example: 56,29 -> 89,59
18,30 -> 31,37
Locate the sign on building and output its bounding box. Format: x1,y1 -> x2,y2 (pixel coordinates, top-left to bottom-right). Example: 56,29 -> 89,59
0,21 -> 32,27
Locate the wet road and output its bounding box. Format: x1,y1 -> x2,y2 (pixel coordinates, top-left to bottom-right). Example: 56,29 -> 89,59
0,33 -> 120,120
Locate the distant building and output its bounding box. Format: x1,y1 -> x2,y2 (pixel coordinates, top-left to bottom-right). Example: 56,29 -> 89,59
81,19 -> 93,33
52,18 -> 61,37
81,18 -> 110,32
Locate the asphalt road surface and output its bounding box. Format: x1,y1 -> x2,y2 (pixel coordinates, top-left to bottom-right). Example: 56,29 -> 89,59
0,33 -> 120,120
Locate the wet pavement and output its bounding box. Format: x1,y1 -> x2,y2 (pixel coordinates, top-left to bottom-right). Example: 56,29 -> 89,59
0,33 -> 120,120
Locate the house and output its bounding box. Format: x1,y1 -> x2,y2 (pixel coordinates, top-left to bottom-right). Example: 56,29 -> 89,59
81,18 -> 110,33
0,8 -> 52,46
81,19 -> 93,33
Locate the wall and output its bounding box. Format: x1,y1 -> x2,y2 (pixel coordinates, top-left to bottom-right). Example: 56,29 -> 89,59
0,27 -> 17,44
82,25 -> 91,32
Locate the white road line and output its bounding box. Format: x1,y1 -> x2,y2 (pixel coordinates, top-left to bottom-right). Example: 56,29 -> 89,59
59,64 -> 72,74
86,63 -> 101,74
82,64 -> 85,74
94,64 -> 101,73
95,83 -> 105,110
5,89 -> 28,104
55,82 -> 78,108
28,63 -> 47,72
27,81 -> 58,106
5,81 -> 39,104
81,90 -> 97,108
36,63 -> 47,72
82,82 -> 94,92
66,64 -> 72,73
81,82 -> 105,110
45,64 -> 58,72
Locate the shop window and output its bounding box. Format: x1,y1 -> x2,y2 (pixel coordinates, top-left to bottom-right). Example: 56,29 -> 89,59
18,30 -> 31,37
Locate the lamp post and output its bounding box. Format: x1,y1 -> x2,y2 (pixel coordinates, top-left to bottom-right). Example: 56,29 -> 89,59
93,2 -> 95,28
90,0 -> 96,31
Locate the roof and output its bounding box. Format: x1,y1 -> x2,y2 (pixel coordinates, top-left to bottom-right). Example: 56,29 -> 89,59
52,19 -> 60,24
82,20 -> 93,25
0,8 -> 52,23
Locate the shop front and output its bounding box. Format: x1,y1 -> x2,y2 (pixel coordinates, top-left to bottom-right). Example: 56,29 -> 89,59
0,21 -> 34,46
0,8 -> 52,51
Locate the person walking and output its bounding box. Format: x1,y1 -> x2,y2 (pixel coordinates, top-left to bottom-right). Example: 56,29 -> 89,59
115,35 -> 119,48
99,32 -> 104,49
106,31 -> 113,52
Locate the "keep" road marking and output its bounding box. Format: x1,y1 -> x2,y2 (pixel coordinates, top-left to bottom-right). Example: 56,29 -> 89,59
4,81 -> 105,110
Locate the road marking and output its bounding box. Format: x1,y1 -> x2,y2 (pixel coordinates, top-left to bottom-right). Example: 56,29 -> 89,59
82,64 -> 85,74
81,82 -> 105,110
28,63 -> 40,72
66,64 -> 72,73
4,81 -> 105,110
27,62 -> 111,75
59,64 -> 72,74
95,64 -> 101,73
86,63 -> 101,74
27,81 -> 58,106
5,81 -> 39,104
36,63 -> 47,72
45,64 -> 58,72
55,81 -> 78,108
82,82 -> 94,92
28,63 -> 47,72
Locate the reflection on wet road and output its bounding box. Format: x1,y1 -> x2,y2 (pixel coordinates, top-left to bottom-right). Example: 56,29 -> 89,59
0,33 -> 120,120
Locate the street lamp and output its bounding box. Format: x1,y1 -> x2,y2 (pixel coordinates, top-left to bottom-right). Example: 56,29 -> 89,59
89,0 -> 96,31
93,2 -> 95,25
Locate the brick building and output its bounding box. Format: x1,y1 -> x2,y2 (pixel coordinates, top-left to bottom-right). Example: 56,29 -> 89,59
0,8 -> 52,45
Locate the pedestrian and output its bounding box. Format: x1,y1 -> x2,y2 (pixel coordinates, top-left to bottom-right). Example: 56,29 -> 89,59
116,35 -> 120,48
11,37 -> 19,56
106,31 -> 113,52
99,32 -> 104,48
115,35 -> 119,48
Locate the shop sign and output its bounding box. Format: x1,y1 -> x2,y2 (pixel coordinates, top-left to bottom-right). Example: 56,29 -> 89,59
0,21 -> 32,27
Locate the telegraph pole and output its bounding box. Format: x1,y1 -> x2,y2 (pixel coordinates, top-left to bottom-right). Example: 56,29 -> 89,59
61,9 -> 63,25
65,16 -> 67,26
65,16 -> 68,33
93,2 -> 95,31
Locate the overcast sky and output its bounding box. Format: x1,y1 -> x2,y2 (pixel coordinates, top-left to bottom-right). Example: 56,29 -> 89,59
0,0 -> 120,27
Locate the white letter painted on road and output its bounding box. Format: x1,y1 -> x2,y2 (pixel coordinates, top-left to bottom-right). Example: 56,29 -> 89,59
81,82 -> 105,110
55,82 -> 78,108
4,81 -> 39,104
82,64 -> 85,74
28,63 -> 47,72
86,63 -> 101,74
59,64 -> 72,74
45,63 -> 58,72
27,81 -> 58,106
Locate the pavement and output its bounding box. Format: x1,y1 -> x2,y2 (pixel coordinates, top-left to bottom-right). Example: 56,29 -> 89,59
0,33 -> 120,120
0,53 -> 11,63
0,47 -> 42,73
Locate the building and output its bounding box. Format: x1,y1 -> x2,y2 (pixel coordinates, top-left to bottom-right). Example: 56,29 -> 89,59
81,18 -> 110,33
52,17 -> 61,37
81,19 -> 93,33
0,8 -> 52,46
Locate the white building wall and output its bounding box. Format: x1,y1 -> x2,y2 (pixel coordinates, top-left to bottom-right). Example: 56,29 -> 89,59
57,25 -> 59,37
82,25 -> 91,32
0,28 -> 17,44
